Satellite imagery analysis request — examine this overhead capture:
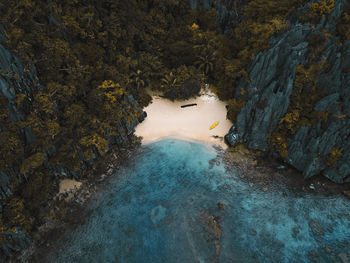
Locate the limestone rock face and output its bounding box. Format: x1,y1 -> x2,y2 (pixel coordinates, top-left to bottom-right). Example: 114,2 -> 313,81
110,95 -> 147,145
225,0 -> 350,183
0,31 -> 40,201
0,31 -> 39,258
0,30 -> 146,257
190,0 -> 243,33
234,25 -> 310,151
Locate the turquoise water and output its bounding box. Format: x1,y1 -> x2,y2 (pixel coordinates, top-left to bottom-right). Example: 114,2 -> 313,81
50,139 -> 350,262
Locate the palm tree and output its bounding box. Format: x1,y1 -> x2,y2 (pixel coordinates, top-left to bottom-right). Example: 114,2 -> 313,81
194,52 -> 215,75
193,38 -> 216,54
161,72 -> 180,100
161,71 -> 179,90
129,70 -> 146,90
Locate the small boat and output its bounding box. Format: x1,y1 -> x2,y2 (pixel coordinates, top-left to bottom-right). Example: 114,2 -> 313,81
209,121 -> 219,130
181,103 -> 197,108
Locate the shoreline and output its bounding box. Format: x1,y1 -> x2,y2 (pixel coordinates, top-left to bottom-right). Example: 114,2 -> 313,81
135,89 -> 233,149
22,87 -> 350,261
16,138 -> 142,263
26,137 -> 350,262
139,134 -> 226,150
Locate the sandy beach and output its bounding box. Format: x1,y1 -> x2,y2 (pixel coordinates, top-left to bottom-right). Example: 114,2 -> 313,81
58,179 -> 82,195
135,89 -> 232,149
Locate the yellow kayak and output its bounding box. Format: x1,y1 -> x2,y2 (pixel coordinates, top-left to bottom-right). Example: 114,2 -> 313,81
209,121 -> 219,130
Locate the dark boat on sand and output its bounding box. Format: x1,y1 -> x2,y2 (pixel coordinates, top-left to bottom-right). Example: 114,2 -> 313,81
181,103 -> 197,108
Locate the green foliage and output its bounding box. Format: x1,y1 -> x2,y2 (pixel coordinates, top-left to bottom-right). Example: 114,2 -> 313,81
270,60 -> 328,157
20,152 -> 45,174
227,99 -> 247,122
80,134 -> 109,159
161,66 -> 200,100
300,0 -> 335,25
194,53 -> 216,75
3,197 -> 34,232
305,33 -> 329,62
0,97 -> 23,171
336,1 -> 350,42
270,31 -> 331,159
213,0 -> 309,100
20,170 -> 53,217
0,0 -> 222,246
243,0 -> 308,21
1,0 -> 343,247
279,110 -> 301,134
324,147 -> 342,166
161,71 -> 179,90
269,132 -> 289,158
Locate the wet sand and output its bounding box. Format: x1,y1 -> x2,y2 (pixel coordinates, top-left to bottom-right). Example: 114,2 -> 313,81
135,90 -> 232,149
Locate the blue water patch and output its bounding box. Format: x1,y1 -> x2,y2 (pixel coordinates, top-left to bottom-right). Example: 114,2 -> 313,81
51,139 -> 350,262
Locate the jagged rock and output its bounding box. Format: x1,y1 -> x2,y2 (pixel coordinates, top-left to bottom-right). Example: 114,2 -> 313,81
0,28 -> 147,258
224,125 -> 241,146
343,191 -> 350,199
232,25 -> 310,151
314,93 -> 340,112
225,0 -> 350,183
0,230 -> 30,258
338,253 -> 349,263
190,0 -> 243,33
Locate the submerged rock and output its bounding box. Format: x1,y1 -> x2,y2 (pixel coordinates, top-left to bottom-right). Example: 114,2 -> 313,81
309,219 -> 325,236
43,139 -> 350,263
217,202 -> 226,210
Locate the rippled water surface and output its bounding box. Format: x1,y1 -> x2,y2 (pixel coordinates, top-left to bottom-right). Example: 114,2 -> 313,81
50,139 -> 350,262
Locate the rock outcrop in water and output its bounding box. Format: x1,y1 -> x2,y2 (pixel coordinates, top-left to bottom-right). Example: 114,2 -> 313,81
225,0 -> 350,183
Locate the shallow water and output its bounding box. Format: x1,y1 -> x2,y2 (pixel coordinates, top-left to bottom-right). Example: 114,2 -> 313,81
50,139 -> 350,263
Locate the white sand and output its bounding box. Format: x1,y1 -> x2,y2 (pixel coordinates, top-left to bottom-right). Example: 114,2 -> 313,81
135,89 -> 232,149
59,179 -> 82,195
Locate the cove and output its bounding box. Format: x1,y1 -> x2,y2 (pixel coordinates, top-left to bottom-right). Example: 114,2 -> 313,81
48,139 -> 350,262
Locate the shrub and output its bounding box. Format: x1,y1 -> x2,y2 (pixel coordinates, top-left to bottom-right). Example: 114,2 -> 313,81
20,152 -> 45,175
227,99 -> 247,122
336,1 -> 350,42
300,0 -> 335,24
324,147 -> 342,166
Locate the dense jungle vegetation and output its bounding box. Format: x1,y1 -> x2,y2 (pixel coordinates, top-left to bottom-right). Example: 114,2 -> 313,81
0,0 -> 350,254
0,0 -> 233,249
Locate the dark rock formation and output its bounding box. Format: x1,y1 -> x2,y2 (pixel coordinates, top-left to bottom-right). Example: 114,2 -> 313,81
109,95 -> 147,145
0,29 -> 146,258
225,0 -> 350,183
1,231 -> 30,258
189,0 -> 243,33
0,33 -> 38,257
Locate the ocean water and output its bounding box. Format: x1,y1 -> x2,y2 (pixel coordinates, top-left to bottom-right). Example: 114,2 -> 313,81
50,139 -> 350,263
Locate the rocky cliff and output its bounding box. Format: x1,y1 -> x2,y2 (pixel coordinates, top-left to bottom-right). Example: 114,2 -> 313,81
225,0 -> 350,183
0,29 -> 36,258
0,29 -> 146,258
189,0 -> 243,33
